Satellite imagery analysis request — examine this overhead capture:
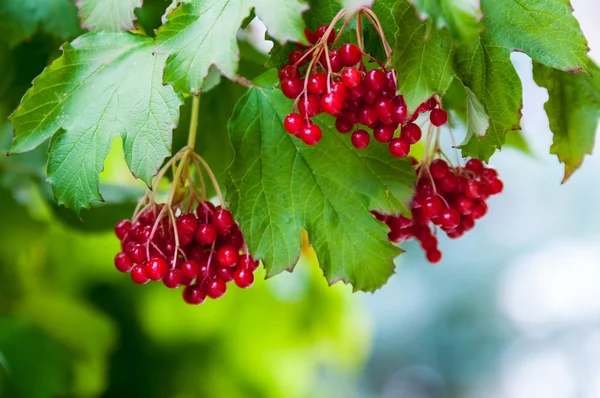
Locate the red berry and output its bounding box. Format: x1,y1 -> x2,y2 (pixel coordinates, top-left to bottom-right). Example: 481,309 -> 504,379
339,43 -> 362,66
183,284 -> 206,304
361,90 -> 378,105
489,178 -> 504,194
281,77 -> 303,99
455,197 -> 475,215
341,67 -> 362,88
115,252 -> 134,273
298,94 -> 321,117
207,278 -> 227,299
364,69 -> 387,92
278,64 -> 299,80
115,220 -> 131,240
288,50 -> 304,65
438,173 -> 458,192
315,25 -> 334,44
197,201 -> 215,222
430,108 -> 448,126
131,264 -> 150,284
375,98 -> 394,120
181,260 -> 200,279
177,213 -> 198,237
426,249 -> 442,264
321,92 -> 344,115
357,105 -> 378,126
234,268 -> 255,288
194,223 -> 217,245
212,208 -> 234,234
335,117 -> 354,133
284,113 -> 304,135
146,256 -> 168,281
307,73 -> 327,95
373,124 -> 395,143
422,196 -> 443,217
351,129 -> 370,149
465,159 -> 484,174
461,215 -> 475,231
217,245 -> 239,267
304,28 -> 317,44
482,168 -> 498,182
139,207 -> 157,226
465,180 -> 482,199
389,138 -> 410,157
430,159 -> 449,179
392,96 -> 407,124
440,208 -> 460,229
401,123 -> 422,145
472,200 -> 488,219
126,243 -> 147,264
216,266 -> 235,282
163,269 -> 183,289
238,254 -> 259,271
299,124 -> 322,145
347,83 -> 365,100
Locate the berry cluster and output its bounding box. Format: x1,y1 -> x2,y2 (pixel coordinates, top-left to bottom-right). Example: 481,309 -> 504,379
374,158 -> 503,263
279,25 -> 449,157
114,201 -> 259,305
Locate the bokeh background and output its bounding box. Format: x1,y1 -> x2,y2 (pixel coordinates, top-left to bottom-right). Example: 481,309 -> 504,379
1,1 -> 600,397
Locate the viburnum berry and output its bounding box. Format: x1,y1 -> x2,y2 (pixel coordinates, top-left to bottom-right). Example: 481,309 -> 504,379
400,123 -> 422,145
430,108 -> 448,127
299,124 -> 323,145
374,156 -> 503,263
339,43 -> 362,66
307,73 -> 327,95
113,147 -> 261,305
389,138 -> 410,158
284,113 -> 304,135
234,268 -> 255,288
281,77 -> 303,99
351,129 -> 370,149
341,67 -> 362,88
364,69 -> 387,92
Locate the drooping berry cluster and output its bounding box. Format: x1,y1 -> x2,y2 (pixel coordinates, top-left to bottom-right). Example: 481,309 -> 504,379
114,201 -> 259,305
374,158 -> 503,263
279,23 -> 449,158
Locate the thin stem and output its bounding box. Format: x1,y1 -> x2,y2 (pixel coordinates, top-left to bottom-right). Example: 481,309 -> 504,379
192,153 -> 225,206
356,12 -> 364,51
187,95 -> 201,150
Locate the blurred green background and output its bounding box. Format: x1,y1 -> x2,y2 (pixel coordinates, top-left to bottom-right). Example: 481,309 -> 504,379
2,1 -> 600,398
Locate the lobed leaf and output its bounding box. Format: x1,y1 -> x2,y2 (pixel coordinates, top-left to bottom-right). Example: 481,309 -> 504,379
9,32 -> 183,212
155,0 -> 308,95
226,84 -> 415,292
77,0 -> 143,32
410,0 -> 483,43
533,59 -> 600,181
392,0 -> 455,113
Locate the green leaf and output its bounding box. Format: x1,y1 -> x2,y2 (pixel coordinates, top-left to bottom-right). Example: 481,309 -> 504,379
532,60 -> 600,181
482,0 -> 589,73
77,0 -> 143,32
9,32 -> 183,212
459,86 -> 490,145
0,0 -> 82,47
410,0 -> 483,43
392,0 -> 454,113
155,0 -> 308,95
226,85 -> 416,292
454,35 -> 522,160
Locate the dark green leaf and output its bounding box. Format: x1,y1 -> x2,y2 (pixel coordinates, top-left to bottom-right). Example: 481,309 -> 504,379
9,32 -> 183,212
410,0 -> 483,43
533,59 -> 600,181
392,0 -> 454,113
155,0 -> 308,95
77,0 -> 143,32
454,35 -> 522,160
482,0 -> 589,73
226,84 -> 415,292
0,0 -> 82,47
